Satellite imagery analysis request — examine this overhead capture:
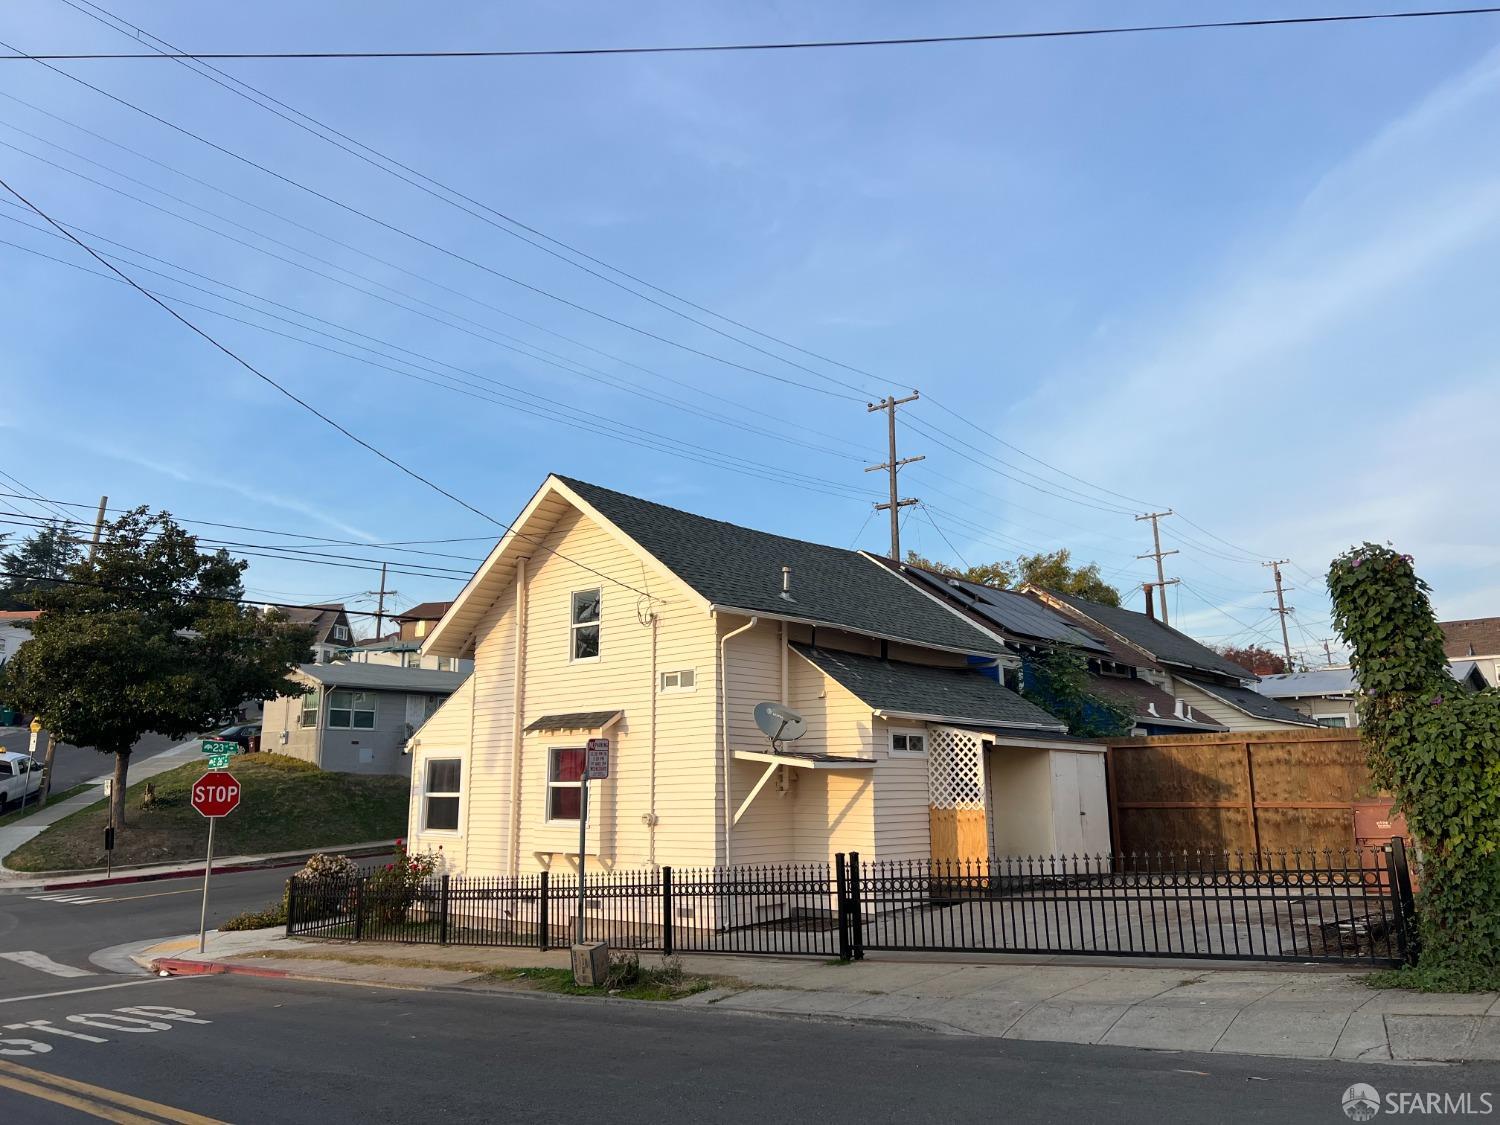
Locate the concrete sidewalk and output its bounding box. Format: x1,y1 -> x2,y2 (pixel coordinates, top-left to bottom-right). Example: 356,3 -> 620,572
138,931 -> 1500,1064
0,839 -> 395,891
0,737 -> 201,867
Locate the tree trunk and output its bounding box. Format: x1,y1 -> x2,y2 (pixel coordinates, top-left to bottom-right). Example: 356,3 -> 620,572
38,733 -> 57,809
110,748 -> 131,829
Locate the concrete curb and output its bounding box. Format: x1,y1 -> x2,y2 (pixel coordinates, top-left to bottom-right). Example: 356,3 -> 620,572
1,841 -> 395,892
150,957 -> 292,980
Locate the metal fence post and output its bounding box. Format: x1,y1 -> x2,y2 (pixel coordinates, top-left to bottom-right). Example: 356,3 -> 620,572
1388,838 -> 1420,965
834,853 -> 851,962
538,871 -> 550,951
439,874 -> 451,945
352,878 -> 364,942
848,851 -> 865,961
661,866 -> 674,957
284,877 -> 296,938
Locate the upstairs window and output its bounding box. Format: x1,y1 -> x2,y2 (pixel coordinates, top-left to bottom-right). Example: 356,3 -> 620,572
327,690 -> 376,729
330,624 -> 350,643
660,668 -> 696,692
570,589 -> 601,662
889,728 -> 927,757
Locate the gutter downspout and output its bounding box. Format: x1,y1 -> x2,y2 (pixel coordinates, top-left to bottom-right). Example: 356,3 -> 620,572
719,614 -> 759,870
507,556 -> 529,877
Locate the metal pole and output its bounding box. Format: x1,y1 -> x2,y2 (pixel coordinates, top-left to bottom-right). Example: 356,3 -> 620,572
198,817 -> 216,954
105,782 -> 114,878
374,562 -> 388,639
576,774 -> 589,944
22,725 -> 38,812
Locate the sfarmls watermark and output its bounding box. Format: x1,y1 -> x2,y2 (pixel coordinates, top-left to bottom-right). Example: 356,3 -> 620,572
1343,1084 -> 1495,1120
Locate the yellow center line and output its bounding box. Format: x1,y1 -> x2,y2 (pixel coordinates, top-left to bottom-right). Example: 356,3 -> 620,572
0,1059 -> 229,1124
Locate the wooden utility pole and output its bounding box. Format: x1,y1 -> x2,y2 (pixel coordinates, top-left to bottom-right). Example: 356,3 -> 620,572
88,495 -> 108,560
865,391 -> 924,560
374,562 -> 389,639
1134,510 -> 1180,625
1264,560 -> 1295,668
1320,638 -> 1337,667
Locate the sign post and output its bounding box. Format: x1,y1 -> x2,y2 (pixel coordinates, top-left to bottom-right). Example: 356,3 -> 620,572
570,739 -> 610,984
190,768 -> 242,953
22,719 -> 40,812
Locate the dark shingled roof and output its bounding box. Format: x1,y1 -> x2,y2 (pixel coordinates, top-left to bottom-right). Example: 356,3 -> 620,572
793,644 -> 1065,731
1179,676 -> 1319,727
560,477 -> 1001,655
1439,618 -> 1500,660
524,710 -> 623,733
298,663 -> 466,693
1087,674 -> 1228,732
1042,591 -> 1255,680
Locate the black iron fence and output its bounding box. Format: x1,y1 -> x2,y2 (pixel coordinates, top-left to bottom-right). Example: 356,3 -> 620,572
287,841 -> 1416,966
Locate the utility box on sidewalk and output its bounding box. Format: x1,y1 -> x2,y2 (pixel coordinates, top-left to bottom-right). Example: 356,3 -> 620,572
571,942 -> 609,986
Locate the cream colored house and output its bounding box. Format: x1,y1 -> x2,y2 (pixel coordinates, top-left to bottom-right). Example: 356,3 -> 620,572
404,475 -> 1108,878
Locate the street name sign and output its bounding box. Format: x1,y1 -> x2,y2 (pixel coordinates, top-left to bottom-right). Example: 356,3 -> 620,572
201,739 -> 239,755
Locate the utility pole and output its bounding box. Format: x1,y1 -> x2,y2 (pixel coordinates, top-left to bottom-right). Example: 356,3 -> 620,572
1134,509 -> 1180,625
1264,560 -> 1295,669
1319,638 -> 1338,667
374,562 -> 389,639
865,391 -> 924,560
88,495 -> 108,560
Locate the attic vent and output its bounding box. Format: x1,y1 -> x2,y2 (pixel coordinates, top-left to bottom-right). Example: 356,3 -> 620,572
780,565 -> 796,603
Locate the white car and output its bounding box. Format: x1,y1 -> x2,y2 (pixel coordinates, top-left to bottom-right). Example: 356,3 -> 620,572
0,750 -> 45,809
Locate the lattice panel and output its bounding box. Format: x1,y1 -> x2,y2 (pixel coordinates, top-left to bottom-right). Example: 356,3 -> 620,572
928,727 -> 984,810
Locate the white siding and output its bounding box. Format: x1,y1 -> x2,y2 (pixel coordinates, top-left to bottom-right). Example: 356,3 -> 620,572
1174,680 -> 1305,733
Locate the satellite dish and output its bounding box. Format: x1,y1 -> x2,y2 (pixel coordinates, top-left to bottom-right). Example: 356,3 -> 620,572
753,701 -> 807,749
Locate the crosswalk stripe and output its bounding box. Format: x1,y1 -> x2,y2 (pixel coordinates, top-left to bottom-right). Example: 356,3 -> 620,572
0,951 -> 96,978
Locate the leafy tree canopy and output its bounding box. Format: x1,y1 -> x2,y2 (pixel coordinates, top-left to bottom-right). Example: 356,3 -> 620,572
906,547 -> 1121,606
0,507 -> 312,826
0,522 -> 82,610
1020,647 -> 1135,739
1215,644 -> 1288,676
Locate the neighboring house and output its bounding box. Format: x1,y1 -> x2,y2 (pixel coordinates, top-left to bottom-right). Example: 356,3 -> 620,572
0,609 -> 40,666
405,475 -> 1111,879
1254,668 -> 1360,728
872,561 -> 1225,737
338,604 -> 472,674
275,603 -> 354,664
1030,590 -> 1319,732
264,662 -> 467,776
1439,617 -> 1500,688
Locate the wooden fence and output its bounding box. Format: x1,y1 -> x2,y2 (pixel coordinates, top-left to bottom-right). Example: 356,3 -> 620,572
1105,730 -> 1403,855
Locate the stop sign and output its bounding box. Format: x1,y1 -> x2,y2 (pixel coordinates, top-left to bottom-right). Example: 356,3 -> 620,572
191,771 -> 241,818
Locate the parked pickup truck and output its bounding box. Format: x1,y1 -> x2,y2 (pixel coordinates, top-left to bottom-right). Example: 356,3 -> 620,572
0,750 -> 45,809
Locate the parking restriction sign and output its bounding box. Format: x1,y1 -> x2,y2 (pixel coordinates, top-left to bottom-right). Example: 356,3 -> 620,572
585,738 -> 609,780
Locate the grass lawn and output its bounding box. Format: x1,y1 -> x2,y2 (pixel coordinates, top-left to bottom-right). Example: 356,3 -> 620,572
0,783 -> 89,828
3,755 -> 408,872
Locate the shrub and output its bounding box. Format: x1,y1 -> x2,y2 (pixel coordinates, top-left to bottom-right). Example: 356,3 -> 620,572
221,902 -> 287,931
363,839 -> 438,925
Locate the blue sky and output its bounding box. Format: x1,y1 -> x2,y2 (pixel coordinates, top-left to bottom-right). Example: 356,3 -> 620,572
1,2 -> 1497,657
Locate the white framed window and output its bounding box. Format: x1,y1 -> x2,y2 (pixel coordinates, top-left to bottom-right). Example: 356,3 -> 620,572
330,624 -> 350,642
547,747 -> 586,821
659,668 -> 696,692
436,656 -> 456,672
327,690 -> 376,729
569,589 -> 601,662
888,728 -> 928,757
1317,715 -> 1350,728
414,620 -> 429,637
422,758 -> 462,832
299,689 -> 320,728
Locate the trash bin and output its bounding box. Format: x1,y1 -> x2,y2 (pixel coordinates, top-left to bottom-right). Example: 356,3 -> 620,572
0,707 -> 15,726
248,734 -> 262,754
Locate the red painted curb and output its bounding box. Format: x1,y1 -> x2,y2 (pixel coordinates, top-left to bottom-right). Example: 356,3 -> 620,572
150,958 -> 291,980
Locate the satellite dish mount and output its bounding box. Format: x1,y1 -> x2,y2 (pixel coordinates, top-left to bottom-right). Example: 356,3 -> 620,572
753,701 -> 807,754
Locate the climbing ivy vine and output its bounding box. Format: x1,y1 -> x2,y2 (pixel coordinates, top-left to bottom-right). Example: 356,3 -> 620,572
1329,543 -> 1500,991
1021,648 -> 1135,740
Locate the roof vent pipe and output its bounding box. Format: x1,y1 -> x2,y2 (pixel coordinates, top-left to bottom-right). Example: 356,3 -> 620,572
1173,697 -> 1186,720
1143,584 -> 1156,620
780,565 -> 795,602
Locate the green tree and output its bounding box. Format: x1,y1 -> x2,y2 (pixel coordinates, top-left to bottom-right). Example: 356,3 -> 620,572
1020,647 -> 1135,738
1,521 -> 83,609
1215,644 -> 1288,676
1329,543 -> 1500,990
0,508 -> 313,830
906,547 -> 1121,606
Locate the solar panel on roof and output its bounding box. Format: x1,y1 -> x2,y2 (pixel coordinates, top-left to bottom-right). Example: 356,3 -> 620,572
904,567 -> 1110,652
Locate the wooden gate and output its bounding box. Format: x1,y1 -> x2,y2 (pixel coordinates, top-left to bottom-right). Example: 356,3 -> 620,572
1105,730 -> 1400,855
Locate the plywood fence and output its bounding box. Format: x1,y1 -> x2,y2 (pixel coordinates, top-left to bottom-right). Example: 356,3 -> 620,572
1105,730 -> 1397,856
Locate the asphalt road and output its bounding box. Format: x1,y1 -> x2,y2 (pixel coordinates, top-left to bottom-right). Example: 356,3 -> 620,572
0,866 -> 295,1001
0,974 -> 1496,1123
0,730 -> 184,794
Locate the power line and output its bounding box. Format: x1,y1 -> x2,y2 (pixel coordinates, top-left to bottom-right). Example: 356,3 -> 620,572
52,0 -> 888,401
17,7 -> 1500,60
0,41 -> 869,402
0,172 -> 660,602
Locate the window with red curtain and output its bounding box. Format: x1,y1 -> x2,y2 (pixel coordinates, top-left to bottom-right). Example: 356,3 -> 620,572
548,747 -> 585,820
